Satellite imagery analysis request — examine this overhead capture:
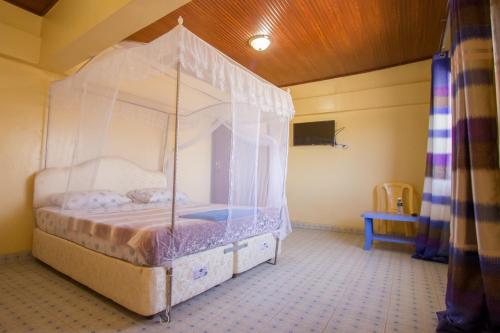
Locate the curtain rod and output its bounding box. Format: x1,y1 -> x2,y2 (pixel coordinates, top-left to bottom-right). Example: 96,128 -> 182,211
439,1 -> 451,53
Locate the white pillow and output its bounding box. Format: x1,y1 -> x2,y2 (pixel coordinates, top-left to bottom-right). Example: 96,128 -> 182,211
126,188 -> 189,204
48,190 -> 131,210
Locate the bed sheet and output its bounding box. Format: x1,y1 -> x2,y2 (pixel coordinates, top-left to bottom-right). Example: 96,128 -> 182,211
36,202 -> 280,266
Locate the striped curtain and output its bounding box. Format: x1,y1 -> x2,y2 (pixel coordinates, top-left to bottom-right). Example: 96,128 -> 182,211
413,53 -> 451,264
493,0 -> 500,160
437,0 -> 500,332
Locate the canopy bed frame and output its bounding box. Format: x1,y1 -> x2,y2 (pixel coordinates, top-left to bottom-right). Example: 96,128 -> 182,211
33,19 -> 294,322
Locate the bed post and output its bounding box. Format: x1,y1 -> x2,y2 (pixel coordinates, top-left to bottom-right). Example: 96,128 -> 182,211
163,59 -> 182,322
163,20 -> 183,322
160,268 -> 173,322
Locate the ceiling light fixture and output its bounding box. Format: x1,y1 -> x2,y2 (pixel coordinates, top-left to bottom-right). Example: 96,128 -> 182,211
249,35 -> 271,51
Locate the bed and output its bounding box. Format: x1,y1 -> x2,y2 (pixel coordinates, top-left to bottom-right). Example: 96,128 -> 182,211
38,22 -> 294,322
32,157 -> 281,317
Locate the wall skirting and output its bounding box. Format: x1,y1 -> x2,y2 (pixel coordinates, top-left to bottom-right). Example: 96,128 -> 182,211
0,250 -> 32,263
292,221 -> 362,235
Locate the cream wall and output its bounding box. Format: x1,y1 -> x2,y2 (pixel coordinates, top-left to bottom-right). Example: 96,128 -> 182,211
0,1 -> 42,64
287,60 -> 431,231
40,0 -> 190,72
177,137 -> 212,203
0,56 -> 59,254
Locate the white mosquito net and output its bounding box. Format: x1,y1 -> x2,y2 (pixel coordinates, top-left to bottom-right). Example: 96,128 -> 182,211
45,24 -> 294,264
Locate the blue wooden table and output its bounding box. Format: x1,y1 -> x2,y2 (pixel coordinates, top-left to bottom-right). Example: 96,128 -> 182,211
362,211 -> 419,250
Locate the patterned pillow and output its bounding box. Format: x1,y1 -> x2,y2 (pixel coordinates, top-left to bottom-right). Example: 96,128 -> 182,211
126,188 -> 169,203
48,190 -> 131,210
127,188 -> 189,204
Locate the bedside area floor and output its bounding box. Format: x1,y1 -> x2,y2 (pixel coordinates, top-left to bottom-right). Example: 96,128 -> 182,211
0,228 -> 447,333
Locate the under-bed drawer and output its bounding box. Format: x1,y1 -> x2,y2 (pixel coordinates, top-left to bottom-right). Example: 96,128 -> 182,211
233,233 -> 280,274
171,245 -> 234,305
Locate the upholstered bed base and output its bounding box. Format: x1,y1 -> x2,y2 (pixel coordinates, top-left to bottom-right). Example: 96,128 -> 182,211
32,228 -> 233,316
233,233 -> 281,274
32,228 -> 279,317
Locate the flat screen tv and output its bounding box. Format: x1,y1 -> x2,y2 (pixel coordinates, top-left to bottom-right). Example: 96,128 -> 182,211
293,120 -> 335,146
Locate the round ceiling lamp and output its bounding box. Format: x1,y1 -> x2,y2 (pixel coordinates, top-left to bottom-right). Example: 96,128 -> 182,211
249,35 -> 271,51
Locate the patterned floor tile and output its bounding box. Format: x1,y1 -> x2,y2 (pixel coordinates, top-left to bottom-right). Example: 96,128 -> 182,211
0,229 -> 447,333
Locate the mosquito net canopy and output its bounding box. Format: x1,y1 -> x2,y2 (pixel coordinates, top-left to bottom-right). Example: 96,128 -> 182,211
45,23 -> 295,263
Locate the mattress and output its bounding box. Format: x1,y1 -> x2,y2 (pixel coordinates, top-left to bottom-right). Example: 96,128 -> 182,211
36,202 -> 280,266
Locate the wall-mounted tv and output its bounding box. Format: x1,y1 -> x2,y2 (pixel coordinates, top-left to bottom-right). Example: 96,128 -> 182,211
293,120 -> 335,146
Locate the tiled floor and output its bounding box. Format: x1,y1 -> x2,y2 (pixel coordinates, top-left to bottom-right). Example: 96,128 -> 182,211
0,229 -> 447,333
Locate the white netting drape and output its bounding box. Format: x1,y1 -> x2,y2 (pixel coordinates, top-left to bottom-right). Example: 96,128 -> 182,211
45,25 -> 294,262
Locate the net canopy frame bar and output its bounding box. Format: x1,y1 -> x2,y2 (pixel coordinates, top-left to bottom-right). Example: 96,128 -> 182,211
164,60 -> 182,322
44,17 -> 295,322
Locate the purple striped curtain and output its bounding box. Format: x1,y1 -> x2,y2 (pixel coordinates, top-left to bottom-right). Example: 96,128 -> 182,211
414,53 -> 451,264
437,0 -> 500,332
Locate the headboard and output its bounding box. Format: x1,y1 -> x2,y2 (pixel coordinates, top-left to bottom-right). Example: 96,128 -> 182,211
34,157 -> 167,208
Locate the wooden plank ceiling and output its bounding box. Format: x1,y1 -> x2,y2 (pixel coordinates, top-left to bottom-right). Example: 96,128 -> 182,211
128,0 -> 448,87
5,0 -> 58,16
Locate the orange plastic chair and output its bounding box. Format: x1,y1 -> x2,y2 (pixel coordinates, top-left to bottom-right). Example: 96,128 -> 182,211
375,182 -> 416,237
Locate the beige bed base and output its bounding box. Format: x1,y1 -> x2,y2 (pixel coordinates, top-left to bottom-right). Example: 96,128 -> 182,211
32,228 -> 280,318
233,232 -> 281,274
32,157 -> 281,320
